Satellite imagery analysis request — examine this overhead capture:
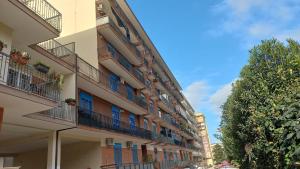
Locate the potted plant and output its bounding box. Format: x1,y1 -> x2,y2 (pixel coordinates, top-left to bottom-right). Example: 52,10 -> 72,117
65,98 -> 76,106
50,72 -> 64,89
19,52 -> 31,65
34,62 -> 50,74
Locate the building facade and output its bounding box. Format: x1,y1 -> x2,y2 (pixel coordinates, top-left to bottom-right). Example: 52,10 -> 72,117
195,113 -> 213,167
0,0 -> 204,169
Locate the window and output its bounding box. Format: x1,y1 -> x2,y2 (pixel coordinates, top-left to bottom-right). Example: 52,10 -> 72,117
144,118 -> 148,130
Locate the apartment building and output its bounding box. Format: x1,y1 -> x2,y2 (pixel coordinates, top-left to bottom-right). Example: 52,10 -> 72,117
195,113 -> 213,167
0,0 -> 203,169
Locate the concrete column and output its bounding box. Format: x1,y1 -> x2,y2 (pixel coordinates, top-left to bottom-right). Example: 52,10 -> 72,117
47,131 -> 61,169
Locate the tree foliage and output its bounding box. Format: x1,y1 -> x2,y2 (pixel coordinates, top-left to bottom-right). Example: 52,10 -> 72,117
212,144 -> 227,164
220,39 -> 300,169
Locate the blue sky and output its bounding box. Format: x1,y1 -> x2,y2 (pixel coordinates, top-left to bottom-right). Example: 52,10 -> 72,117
127,0 -> 300,143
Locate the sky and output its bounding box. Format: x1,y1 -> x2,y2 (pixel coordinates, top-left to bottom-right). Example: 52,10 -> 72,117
127,0 -> 300,143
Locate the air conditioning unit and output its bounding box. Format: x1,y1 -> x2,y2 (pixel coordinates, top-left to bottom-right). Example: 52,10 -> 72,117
126,141 -> 133,148
106,138 -> 114,146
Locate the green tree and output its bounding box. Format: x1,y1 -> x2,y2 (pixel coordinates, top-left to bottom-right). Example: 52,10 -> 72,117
220,39 -> 300,169
212,144 -> 226,164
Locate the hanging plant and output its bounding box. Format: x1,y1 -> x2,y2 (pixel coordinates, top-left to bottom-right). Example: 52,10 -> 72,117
34,62 -> 50,74
50,72 -> 64,90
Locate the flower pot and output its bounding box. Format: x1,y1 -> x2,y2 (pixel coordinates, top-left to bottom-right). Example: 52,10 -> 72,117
34,63 -> 50,74
66,101 -> 76,106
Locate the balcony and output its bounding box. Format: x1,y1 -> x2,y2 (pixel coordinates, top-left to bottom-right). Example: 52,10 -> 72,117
100,163 -> 154,169
97,16 -> 142,65
25,101 -> 76,125
78,107 -> 152,140
99,45 -> 145,89
160,114 -> 180,131
159,160 -> 191,169
0,0 -> 62,45
158,94 -> 175,114
0,52 -> 60,101
0,52 -> 61,117
152,133 -> 174,145
77,57 -> 148,115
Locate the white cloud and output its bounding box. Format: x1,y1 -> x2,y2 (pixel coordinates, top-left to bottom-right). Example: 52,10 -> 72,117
183,80 -> 236,115
209,80 -> 235,115
182,81 -> 209,110
211,0 -> 300,46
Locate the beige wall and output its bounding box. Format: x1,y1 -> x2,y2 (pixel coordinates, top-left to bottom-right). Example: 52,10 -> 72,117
61,142 -> 101,169
62,73 -> 76,99
14,148 -> 47,169
0,23 -> 13,54
49,0 -> 98,68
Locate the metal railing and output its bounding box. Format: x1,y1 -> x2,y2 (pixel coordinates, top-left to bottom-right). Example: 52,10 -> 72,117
18,0 -> 62,32
37,39 -> 76,67
78,107 -> 152,140
0,52 -> 60,101
101,163 -> 154,169
77,57 -> 148,110
101,17 -> 141,62
100,45 -> 145,84
37,101 -> 76,122
159,160 -> 191,169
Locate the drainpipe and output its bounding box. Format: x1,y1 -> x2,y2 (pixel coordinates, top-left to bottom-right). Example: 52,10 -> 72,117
54,127 -> 77,169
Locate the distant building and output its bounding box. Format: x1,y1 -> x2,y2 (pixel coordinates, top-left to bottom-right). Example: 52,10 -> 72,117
195,113 -> 214,167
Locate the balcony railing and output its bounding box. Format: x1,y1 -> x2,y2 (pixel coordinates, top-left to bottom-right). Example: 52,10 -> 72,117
101,45 -> 145,84
77,57 -> 148,110
98,16 -> 141,62
101,163 -> 154,169
37,39 -> 76,67
37,101 -> 76,122
159,160 -> 191,169
78,107 -> 152,140
158,94 -> 174,111
0,52 -> 60,101
18,0 -> 62,32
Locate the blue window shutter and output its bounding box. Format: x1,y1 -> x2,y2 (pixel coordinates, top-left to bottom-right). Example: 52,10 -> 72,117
112,105 -> 120,128
109,73 -> 120,92
126,84 -> 134,101
79,92 -> 93,113
129,113 -> 136,131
